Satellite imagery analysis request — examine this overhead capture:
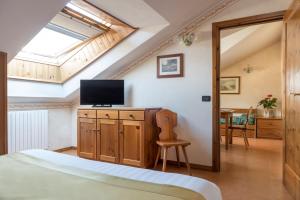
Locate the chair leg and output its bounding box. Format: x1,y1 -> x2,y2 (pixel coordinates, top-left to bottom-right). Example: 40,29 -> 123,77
181,145 -> 191,175
175,146 -> 180,167
229,128 -> 233,144
154,146 -> 161,169
162,147 -> 168,172
246,132 -> 250,147
243,130 -> 249,148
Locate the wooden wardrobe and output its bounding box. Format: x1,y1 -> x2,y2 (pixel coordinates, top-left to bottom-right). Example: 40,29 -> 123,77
77,108 -> 160,168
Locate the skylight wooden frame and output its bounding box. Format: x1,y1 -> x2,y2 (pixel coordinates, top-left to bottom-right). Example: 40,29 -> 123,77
62,7 -> 109,31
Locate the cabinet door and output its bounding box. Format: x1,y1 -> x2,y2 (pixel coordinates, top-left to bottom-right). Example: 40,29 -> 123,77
78,118 -> 97,159
119,120 -> 144,167
97,119 -> 119,163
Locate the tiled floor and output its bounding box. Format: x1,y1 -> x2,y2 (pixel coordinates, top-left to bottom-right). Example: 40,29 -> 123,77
61,137 -> 293,200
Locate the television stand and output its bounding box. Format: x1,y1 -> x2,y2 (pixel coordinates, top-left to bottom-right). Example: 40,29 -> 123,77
92,104 -> 112,107
77,107 -> 161,168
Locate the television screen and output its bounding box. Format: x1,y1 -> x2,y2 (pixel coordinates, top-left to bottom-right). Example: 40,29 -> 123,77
80,80 -> 124,106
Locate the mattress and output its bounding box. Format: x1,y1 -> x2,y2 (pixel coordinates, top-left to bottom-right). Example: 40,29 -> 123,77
22,149 -> 222,200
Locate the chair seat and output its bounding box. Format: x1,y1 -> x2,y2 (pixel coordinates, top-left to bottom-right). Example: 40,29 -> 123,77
229,125 -> 247,130
157,139 -> 191,147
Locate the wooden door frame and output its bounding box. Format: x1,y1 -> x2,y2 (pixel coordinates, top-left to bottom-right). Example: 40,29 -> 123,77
211,11 -> 286,172
0,52 -> 8,155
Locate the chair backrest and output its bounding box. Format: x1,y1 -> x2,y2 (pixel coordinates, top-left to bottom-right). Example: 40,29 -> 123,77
156,109 -> 178,141
245,106 -> 254,125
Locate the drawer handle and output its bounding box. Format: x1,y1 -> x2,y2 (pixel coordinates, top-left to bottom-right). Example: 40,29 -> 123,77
84,113 -> 88,116
105,114 -> 110,118
129,114 -> 134,119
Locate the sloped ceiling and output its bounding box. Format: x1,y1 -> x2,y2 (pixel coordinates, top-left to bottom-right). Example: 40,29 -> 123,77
7,0 -> 291,103
93,0 -> 222,79
0,0 -> 69,61
221,21 -> 283,68
8,0 -> 224,102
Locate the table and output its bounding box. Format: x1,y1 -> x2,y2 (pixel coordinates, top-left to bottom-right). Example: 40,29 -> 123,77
220,109 -> 234,150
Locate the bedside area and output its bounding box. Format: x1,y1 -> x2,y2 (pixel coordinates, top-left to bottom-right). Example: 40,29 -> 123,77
256,117 -> 283,139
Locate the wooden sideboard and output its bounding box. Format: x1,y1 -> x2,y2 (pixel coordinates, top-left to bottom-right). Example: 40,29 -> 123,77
77,107 -> 160,168
256,117 -> 283,139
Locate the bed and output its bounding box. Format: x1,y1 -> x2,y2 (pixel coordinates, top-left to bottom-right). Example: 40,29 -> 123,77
0,149 -> 222,200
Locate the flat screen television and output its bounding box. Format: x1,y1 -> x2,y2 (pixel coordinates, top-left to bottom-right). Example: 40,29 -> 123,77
80,80 -> 124,106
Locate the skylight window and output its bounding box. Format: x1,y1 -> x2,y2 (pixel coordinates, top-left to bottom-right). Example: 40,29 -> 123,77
15,0 -> 113,65
21,28 -> 82,58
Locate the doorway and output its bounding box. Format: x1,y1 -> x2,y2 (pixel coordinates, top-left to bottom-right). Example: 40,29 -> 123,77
211,11 -> 285,172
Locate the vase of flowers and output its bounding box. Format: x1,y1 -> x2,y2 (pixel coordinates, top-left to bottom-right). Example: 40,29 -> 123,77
258,95 -> 278,118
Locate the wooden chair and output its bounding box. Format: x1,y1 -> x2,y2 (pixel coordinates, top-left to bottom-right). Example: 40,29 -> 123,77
228,107 -> 255,148
154,109 -> 191,175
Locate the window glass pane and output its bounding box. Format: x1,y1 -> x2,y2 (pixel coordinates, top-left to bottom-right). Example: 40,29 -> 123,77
21,28 -> 82,57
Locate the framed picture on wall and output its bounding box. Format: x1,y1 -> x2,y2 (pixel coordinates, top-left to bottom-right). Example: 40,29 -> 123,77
220,76 -> 240,94
157,53 -> 184,78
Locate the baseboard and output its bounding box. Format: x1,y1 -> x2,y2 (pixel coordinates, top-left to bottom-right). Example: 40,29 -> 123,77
54,146 -> 77,153
158,159 -> 213,171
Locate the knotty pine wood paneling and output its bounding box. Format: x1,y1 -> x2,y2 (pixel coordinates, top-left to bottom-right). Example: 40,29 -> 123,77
284,1 -> 300,199
8,59 -> 61,83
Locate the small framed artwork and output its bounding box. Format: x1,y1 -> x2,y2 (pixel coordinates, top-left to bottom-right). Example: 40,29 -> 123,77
157,53 -> 184,78
220,76 -> 240,94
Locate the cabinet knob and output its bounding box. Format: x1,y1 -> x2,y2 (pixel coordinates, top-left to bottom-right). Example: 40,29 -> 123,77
105,113 -> 110,118
129,114 -> 134,119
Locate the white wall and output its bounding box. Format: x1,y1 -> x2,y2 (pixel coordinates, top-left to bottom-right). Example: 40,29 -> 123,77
117,0 -> 290,166
71,102 -> 80,147
221,42 -> 282,115
48,108 -> 72,150
123,42 -> 212,165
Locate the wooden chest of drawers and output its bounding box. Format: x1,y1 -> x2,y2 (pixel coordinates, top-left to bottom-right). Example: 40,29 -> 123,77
256,117 -> 283,139
77,108 -> 160,168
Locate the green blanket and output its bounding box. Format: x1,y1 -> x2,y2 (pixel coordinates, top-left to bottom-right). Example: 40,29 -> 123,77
0,153 -> 205,200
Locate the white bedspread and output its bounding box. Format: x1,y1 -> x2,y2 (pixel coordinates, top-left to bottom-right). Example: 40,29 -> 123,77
22,149 -> 222,200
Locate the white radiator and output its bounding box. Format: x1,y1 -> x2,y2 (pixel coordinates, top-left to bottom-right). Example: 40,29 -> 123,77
8,110 -> 48,153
